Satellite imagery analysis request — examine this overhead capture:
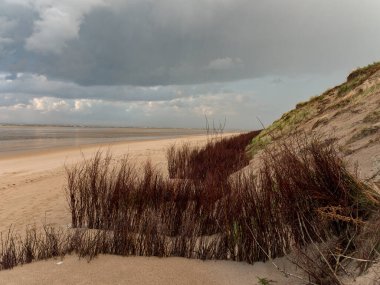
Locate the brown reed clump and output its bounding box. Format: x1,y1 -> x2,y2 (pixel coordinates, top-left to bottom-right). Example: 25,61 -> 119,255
1,133 -> 379,284
167,131 -> 261,180
64,133 -> 378,260
259,136 -> 377,245
258,136 -> 380,284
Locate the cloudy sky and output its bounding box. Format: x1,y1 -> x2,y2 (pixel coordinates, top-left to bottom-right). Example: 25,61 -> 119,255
0,0 -> 379,129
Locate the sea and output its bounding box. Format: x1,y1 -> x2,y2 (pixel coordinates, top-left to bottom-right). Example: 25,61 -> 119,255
0,125 -> 204,156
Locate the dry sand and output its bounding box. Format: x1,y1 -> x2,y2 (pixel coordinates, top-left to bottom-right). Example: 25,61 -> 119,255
0,134 -> 301,285
0,255 -> 302,285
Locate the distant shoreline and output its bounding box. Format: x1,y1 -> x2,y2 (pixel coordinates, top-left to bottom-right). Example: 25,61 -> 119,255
0,123 -> 245,132
0,123 -> 204,130
0,133 -> 208,160
0,125 -> 244,158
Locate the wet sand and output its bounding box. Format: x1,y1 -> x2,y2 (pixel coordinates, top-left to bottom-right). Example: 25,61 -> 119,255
0,125 -> 205,158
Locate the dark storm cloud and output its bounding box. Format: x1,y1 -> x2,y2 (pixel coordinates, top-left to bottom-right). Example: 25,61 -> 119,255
1,0 -> 380,128
1,0 -> 380,86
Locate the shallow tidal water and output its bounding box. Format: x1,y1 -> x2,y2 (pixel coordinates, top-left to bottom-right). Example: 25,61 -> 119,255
0,125 -> 204,157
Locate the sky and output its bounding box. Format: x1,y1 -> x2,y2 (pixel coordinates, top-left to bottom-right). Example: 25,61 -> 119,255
0,0 -> 379,130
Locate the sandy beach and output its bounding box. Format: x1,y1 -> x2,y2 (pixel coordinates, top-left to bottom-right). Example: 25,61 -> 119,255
0,134 -> 301,285
0,134 -> 209,233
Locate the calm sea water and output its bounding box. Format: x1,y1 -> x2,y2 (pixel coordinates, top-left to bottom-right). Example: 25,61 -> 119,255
0,125 -> 203,156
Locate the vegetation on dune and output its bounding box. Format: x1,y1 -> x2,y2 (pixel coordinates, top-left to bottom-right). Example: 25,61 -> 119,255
341,62 -> 380,94
247,106 -> 313,156
248,61 -> 380,157
363,110 -> 380,124
349,126 -> 380,143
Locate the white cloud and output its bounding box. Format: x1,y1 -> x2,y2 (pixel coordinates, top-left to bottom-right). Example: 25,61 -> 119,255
0,73 -> 11,80
206,57 -> 243,71
31,97 -> 46,110
26,7 -> 80,54
24,0 -> 107,54
9,103 -> 28,110
30,97 -> 69,112
0,90 -> 257,128
74,99 -> 93,111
